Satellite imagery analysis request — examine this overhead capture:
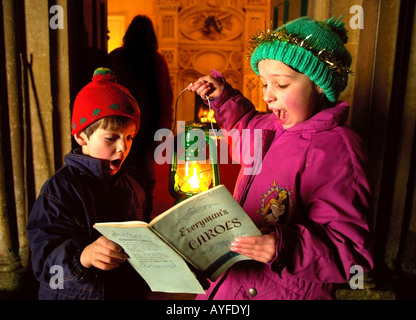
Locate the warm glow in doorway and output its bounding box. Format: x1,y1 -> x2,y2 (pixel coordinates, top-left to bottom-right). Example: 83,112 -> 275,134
108,15 -> 125,53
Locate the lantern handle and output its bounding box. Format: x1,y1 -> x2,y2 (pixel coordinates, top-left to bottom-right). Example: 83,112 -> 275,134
173,87 -> 189,134
205,93 -> 218,144
173,87 -> 217,145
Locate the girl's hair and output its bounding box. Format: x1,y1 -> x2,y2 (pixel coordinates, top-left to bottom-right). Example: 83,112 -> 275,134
82,116 -> 137,138
313,83 -> 336,110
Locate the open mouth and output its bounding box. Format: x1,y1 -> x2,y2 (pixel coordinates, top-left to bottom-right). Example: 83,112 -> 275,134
110,159 -> 123,170
277,110 -> 288,123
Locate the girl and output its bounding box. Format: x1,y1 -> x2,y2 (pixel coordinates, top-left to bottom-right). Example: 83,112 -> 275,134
188,17 -> 374,300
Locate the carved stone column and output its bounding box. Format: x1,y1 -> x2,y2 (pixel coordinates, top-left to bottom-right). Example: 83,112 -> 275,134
157,0 -> 181,128
0,0 -> 23,291
244,0 -> 269,112
0,0 -> 72,293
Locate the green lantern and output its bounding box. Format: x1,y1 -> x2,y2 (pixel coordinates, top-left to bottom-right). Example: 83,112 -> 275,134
169,121 -> 220,203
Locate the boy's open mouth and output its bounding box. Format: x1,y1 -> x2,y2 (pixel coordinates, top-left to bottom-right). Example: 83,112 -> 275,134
110,159 -> 122,169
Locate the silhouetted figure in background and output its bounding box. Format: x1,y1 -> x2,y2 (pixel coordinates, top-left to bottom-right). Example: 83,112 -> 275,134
108,15 -> 173,222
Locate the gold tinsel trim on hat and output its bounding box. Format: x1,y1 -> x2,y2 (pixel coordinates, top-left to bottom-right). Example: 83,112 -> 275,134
247,27 -> 352,83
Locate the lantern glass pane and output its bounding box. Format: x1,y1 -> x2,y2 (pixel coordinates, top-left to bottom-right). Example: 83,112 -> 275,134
174,161 -> 213,194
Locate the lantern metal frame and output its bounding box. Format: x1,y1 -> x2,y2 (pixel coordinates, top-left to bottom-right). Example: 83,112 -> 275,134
169,89 -> 220,203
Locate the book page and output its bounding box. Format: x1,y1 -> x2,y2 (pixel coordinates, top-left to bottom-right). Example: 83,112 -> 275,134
149,185 -> 261,281
94,223 -> 205,294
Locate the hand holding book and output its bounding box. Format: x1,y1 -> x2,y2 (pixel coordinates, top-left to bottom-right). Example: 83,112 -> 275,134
231,233 -> 277,264
94,185 -> 261,294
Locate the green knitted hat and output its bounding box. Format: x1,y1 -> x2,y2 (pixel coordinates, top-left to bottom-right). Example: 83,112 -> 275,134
249,16 -> 352,102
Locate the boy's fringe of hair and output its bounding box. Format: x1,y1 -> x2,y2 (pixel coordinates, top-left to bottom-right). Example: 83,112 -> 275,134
82,116 -> 136,138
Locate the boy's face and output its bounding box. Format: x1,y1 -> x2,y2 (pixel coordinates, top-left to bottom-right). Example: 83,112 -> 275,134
75,122 -> 136,175
258,59 -> 321,129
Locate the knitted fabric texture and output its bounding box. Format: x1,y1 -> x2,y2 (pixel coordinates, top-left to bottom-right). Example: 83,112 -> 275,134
71,68 -> 141,136
250,17 -> 352,102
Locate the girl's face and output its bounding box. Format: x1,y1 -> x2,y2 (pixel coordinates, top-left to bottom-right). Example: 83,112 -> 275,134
258,59 -> 322,129
75,122 -> 136,175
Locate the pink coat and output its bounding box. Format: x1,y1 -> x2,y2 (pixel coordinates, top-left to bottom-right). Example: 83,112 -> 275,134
197,71 -> 374,300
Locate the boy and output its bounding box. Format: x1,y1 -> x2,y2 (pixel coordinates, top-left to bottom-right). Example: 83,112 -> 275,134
27,68 -> 149,299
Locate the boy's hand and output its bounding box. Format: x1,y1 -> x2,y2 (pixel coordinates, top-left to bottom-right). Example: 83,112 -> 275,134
81,236 -> 128,270
230,233 -> 277,264
188,75 -> 224,101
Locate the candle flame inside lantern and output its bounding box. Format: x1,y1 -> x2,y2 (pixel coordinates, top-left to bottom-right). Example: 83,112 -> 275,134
176,162 -> 213,194
188,166 -> 200,189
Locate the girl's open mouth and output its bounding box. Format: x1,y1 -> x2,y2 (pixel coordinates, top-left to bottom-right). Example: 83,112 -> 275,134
277,110 -> 288,124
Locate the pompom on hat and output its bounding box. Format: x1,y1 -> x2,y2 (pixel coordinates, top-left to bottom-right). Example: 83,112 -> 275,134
71,68 -> 141,136
249,16 -> 352,102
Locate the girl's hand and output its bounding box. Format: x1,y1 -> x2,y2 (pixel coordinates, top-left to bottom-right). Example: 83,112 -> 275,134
188,75 -> 224,100
230,233 -> 277,264
80,236 -> 128,270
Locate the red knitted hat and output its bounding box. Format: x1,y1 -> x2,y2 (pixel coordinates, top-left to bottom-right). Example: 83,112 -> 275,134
71,68 -> 141,136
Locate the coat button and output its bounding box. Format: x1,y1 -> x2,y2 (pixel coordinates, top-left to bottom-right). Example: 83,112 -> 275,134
248,288 -> 257,297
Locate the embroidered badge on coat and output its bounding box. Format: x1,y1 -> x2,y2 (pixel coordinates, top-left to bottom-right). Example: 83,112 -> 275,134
256,181 -> 293,224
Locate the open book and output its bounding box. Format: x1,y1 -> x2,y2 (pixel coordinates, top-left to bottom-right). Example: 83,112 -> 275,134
94,184 -> 261,294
